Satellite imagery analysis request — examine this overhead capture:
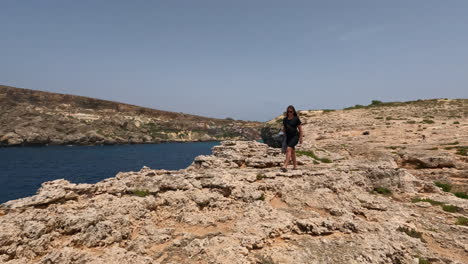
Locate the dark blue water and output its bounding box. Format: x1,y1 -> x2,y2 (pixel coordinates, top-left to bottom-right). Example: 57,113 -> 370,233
0,142 -> 219,203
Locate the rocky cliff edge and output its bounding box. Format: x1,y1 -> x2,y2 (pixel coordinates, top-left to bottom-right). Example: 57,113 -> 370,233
0,140 -> 467,264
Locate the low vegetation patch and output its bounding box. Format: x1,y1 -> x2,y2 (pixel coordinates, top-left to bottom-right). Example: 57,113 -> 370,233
412,197 -> 461,213
427,147 -> 438,150
455,146 -> 467,156
296,150 -> 332,163
418,257 -> 431,264
258,193 -> 266,201
344,104 -> 366,110
434,181 -> 452,192
397,226 -> 424,241
454,192 -> 468,199
256,173 -> 266,181
406,120 -> 417,124
453,121 -> 460,124
441,204 -> 460,213
456,216 -> 468,226
132,189 -> 150,197
322,109 -> 335,113
372,187 -> 392,195
421,119 -> 435,124
444,146 -> 468,156
442,141 -> 459,145
411,197 -> 444,206
385,146 -> 406,150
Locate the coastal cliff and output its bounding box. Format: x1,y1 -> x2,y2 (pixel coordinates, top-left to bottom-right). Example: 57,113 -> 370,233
0,98 -> 467,263
0,85 -> 261,146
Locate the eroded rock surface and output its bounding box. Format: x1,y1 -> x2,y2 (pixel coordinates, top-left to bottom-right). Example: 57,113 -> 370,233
1,139 -> 467,264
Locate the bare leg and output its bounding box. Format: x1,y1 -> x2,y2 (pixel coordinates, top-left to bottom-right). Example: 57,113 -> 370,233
292,148 -> 297,169
283,147 -> 292,169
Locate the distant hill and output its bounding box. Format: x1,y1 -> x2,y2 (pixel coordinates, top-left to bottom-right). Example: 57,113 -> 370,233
0,85 -> 261,146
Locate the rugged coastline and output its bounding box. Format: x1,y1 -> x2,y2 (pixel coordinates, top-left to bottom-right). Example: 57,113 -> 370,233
0,85 -> 261,147
0,98 -> 467,263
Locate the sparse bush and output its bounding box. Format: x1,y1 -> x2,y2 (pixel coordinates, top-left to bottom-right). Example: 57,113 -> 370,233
442,204 -> 460,213
322,109 -> 335,113
456,216 -> 468,226
411,197 -> 444,206
418,257 -> 430,264
406,120 -> 417,124
256,173 -> 266,181
455,147 -> 467,156
421,119 -> 434,124
397,226 -> 424,240
371,100 -> 383,105
453,121 -> 460,124
443,141 -> 459,145
454,192 -> 468,199
434,181 -> 452,192
132,189 -> 150,197
258,193 -> 265,201
385,146 -> 406,150
296,150 -> 333,163
386,116 -> 393,120
344,104 -> 366,110
375,116 -> 383,119
373,187 -> 392,195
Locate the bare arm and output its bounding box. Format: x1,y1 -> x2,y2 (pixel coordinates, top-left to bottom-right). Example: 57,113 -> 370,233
298,124 -> 303,144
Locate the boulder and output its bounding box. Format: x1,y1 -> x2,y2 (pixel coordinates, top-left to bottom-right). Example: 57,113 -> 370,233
0,132 -> 23,146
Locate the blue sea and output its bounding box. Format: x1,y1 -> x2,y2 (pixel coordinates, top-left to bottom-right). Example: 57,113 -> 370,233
0,141 -> 220,204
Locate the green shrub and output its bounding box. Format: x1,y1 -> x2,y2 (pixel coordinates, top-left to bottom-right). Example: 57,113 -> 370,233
373,187 -> 392,195
418,257 -> 430,264
258,193 -> 265,201
371,100 -> 383,105
422,119 -> 435,124
456,216 -> 468,226
434,181 -> 452,192
344,104 -> 366,110
441,204 -> 460,213
296,150 -> 333,163
397,226 -> 423,240
256,173 -> 266,180
406,120 -> 417,124
132,189 -> 150,197
443,141 -> 459,145
453,121 -> 460,124
455,147 -> 467,156
322,109 -> 335,113
411,197 -> 444,206
454,192 -> 468,199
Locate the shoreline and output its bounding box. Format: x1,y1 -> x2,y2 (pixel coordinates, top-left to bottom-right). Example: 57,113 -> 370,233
0,138 -> 258,148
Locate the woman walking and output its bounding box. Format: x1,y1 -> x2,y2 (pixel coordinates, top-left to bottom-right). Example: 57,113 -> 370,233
281,105 -> 303,172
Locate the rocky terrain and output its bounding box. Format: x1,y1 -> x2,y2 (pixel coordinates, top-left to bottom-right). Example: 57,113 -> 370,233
0,85 -> 260,146
0,99 -> 467,263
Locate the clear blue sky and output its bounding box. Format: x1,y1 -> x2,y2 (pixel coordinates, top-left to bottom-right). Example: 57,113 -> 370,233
1,1 -> 467,121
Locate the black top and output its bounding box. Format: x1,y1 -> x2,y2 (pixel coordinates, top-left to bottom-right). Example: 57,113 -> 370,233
283,116 -> 302,137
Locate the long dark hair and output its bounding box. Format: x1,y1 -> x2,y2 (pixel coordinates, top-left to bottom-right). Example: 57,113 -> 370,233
284,105 -> 298,117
